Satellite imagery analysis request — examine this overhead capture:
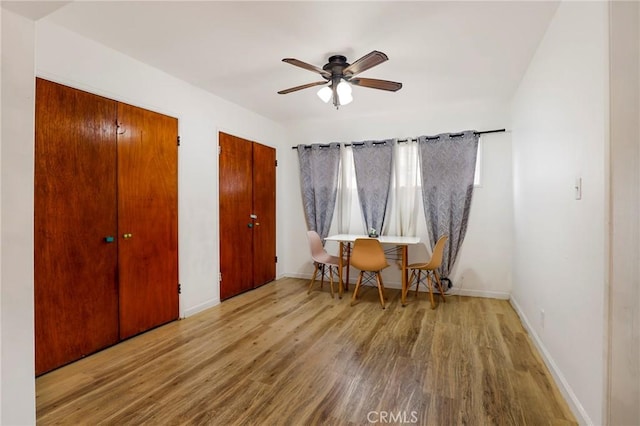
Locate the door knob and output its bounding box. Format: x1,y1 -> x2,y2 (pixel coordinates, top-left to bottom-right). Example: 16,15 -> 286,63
247,223 -> 253,228
104,236 -> 115,243
123,233 -> 133,239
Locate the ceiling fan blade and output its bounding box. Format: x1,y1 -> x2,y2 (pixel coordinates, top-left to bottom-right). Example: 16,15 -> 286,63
343,51 -> 388,77
350,78 -> 402,92
277,81 -> 327,95
282,58 -> 331,78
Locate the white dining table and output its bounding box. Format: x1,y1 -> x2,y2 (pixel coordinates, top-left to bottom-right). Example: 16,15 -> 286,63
324,234 -> 420,305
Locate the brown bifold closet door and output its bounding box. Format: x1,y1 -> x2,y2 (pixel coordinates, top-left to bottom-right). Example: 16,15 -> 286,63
252,142 -> 276,287
218,132 -> 276,300
117,103 -> 179,340
219,132 -> 255,300
35,78 -> 179,374
34,78 -> 119,375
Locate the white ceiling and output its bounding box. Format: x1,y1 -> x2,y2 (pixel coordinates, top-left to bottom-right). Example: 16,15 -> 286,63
22,1 -> 559,125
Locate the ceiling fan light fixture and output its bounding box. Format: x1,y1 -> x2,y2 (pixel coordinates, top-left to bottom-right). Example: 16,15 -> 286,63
317,86 -> 332,103
336,80 -> 353,105
337,79 -> 352,96
339,92 -> 353,106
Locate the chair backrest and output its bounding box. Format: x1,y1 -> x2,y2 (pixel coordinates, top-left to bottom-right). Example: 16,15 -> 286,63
424,235 -> 448,270
307,231 -> 326,263
350,238 -> 388,271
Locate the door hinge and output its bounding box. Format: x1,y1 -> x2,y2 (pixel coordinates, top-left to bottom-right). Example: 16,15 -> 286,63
275,160 -> 278,167
178,283 -> 182,294
218,146 -> 221,155
275,256 -> 278,263
219,272 -> 222,282
177,136 -> 181,146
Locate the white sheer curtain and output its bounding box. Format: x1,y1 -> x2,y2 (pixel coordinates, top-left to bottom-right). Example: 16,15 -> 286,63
382,140 -> 420,237
334,141 -> 420,236
337,146 -> 354,234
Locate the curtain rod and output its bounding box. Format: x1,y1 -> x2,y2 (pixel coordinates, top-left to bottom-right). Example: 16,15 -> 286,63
291,128 -> 506,149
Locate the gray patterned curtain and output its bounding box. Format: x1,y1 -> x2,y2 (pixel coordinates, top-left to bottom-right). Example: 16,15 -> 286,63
297,143 -> 341,241
418,131 -> 479,278
352,140 -> 394,234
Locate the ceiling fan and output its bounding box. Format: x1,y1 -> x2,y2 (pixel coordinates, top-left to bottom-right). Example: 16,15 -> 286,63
277,50 -> 402,109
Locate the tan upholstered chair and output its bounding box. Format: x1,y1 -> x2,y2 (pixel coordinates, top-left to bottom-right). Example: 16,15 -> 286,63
350,238 -> 390,309
306,231 -> 343,298
405,235 -> 448,309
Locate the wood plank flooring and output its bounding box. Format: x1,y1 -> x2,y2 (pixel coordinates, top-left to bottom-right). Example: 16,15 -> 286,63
36,278 -> 576,425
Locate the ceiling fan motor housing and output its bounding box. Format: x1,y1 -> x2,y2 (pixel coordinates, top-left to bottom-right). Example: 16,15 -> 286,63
323,55 -> 350,78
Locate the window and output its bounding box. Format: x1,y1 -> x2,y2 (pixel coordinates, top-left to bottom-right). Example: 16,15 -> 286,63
334,139 -> 483,235
474,139 -> 482,187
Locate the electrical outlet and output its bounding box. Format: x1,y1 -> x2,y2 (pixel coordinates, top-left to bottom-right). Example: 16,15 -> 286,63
540,309 -> 545,330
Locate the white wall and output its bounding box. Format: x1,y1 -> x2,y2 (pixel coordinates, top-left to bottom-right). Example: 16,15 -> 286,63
1,9 -> 36,426
283,100 -> 513,299
608,2 -> 640,424
511,2 -> 608,424
35,20 -> 289,317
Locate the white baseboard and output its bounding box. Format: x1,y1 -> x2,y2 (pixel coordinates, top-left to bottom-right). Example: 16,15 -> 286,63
509,296 -> 592,426
286,272 -> 315,280
283,273 -> 509,300
183,297 -> 220,318
448,287 -> 510,299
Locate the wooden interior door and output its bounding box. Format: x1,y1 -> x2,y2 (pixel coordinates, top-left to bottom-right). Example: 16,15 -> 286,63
34,78 -> 119,375
117,103 -> 179,340
252,143 -> 276,287
219,133 -> 276,299
219,132 -> 254,300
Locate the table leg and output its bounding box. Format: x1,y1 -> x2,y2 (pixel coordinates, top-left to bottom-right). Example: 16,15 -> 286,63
401,245 -> 408,306
345,243 -> 351,291
337,242 -> 344,298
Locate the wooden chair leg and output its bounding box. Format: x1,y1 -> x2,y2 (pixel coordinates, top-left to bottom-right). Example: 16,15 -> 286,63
434,271 -> 446,303
427,273 -> 436,309
350,271 -> 364,306
320,264 -> 325,289
328,266 -> 335,299
377,273 -> 387,297
415,270 -> 422,298
406,269 -> 416,301
376,273 -> 386,309
308,263 -> 319,294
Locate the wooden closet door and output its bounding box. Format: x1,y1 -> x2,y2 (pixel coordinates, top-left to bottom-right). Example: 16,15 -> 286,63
252,142 -> 276,287
117,103 -> 179,340
219,132 -> 254,300
34,78 -> 119,375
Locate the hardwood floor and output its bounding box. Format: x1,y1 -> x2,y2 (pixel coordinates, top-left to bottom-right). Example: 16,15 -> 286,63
36,278 -> 576,425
